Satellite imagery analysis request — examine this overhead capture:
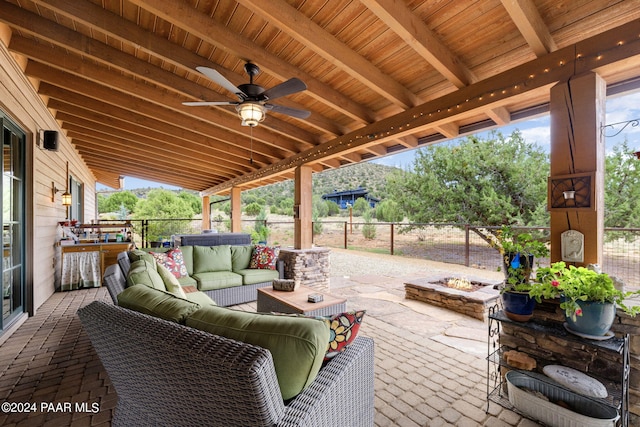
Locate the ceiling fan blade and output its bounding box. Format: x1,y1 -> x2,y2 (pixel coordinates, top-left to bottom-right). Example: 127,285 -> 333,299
182,101 -> 237,106
265,103 -> 311,119
262,78 -> 307,100
195,66 -> 246,100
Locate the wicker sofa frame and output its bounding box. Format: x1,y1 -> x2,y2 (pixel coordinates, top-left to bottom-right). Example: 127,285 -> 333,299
115,250 -> 283,307
78,301 -> 375,427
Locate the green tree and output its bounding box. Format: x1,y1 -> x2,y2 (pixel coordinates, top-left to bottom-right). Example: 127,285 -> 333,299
179,192 -> 202,215
326,200 -> 340,216
605,140 -> 640,229
387,130 -> 549,230
98,190 -> 139,214
313,195 -> 328,218
245,202 -> 262,216
352,197 -> 370,216
362,208 -> 376,239
375,199 -> 404,222
133,189 -> 195,241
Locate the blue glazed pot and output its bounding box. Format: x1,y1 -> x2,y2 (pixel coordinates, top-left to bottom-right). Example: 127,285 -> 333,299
565,300 -> 615,336
501,291 -> 536,322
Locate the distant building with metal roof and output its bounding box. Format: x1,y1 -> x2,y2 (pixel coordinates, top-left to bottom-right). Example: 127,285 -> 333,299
321,187 -> 380,209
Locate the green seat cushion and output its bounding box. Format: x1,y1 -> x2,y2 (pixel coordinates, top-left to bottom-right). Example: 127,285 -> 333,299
184,291 -> 217,306
128,250 -> 155,265
192,271 -> 243,291
231,245 -> 253,271
193,245 -> 232,273
186,306 -> 330,400
236,268 -> 279,285
177,275 -> 198,287
117,284 -> 201,324
126,260 -> 165,291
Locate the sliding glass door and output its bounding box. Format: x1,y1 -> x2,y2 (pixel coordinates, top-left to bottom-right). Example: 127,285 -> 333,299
2,117 -> 25,329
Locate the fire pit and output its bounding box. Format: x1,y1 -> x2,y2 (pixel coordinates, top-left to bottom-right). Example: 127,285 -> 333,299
404,275 -> 501,320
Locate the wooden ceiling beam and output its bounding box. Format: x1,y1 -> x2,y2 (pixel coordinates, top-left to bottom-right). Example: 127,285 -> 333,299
27,0 -> 341,137
434,122 -> 460,139
61,121 -> 247,176
69,133 -> 233,184
53,107 -> 268,169
365,0 -> 474,89
500,0 -> 557,56
29,68 -> 291,162
238,0 -> 420,109
130,0 -> 377,124
204,20 -> 640,195
0,5 -> 317,147
485,106 -> 512,126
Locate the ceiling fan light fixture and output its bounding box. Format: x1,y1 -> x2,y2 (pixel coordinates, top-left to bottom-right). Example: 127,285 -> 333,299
237,103 -> 265,127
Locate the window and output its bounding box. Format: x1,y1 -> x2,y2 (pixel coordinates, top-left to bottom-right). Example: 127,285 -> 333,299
68,176 -> 83,223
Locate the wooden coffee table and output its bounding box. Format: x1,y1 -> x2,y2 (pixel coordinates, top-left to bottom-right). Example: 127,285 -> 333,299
257,285 -> 347,316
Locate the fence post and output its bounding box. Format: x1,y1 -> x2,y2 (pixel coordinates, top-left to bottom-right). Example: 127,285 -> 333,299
344,221 -> 347,249
390,223 -> 394,255
464,224 -> 470,267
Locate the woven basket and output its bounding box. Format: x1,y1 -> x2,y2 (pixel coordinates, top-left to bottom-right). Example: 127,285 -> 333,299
272,279 -> 299,292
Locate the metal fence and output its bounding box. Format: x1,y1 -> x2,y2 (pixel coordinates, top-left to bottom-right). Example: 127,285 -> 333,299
114,218 -> 640,291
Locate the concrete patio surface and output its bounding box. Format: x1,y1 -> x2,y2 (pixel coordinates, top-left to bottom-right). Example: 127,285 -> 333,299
0,249 -> 545,426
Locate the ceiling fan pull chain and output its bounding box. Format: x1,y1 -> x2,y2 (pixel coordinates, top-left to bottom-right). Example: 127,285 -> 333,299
250,126 -> 254,165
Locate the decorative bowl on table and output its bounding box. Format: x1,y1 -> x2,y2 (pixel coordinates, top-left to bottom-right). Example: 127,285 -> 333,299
272,279 -> 299,292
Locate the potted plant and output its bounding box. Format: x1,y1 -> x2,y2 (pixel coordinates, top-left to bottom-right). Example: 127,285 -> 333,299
489,226 -> 550,321
530,261 -> 640,336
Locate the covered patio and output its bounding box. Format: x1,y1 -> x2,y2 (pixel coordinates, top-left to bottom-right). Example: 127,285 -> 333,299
0,250 -> 523,427
1,0 -> 640,425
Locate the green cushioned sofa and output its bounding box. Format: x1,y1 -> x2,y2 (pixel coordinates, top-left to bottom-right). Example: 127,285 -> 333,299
79,297 -> 375,426
116,244 -> 283,306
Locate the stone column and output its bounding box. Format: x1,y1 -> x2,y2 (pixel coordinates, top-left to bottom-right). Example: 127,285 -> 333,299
279,247 -> 330,293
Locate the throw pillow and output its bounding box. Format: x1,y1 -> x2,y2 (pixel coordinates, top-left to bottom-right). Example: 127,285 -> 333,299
321,310 -> 366,360
156,262 -> 187,299
150,248 -> 188,278
249,245 -> 280,270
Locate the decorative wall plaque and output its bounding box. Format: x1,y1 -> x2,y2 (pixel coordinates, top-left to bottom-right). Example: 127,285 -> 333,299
548,172 -> 595,211
561,230 -> 584,263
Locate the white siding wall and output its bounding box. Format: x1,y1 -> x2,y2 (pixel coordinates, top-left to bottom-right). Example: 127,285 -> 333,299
0,26 -> 97,313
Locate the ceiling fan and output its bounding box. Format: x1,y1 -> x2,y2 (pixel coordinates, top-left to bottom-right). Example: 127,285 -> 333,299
183,62 -> 311,127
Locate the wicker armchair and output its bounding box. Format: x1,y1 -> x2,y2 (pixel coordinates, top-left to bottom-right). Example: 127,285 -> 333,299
78,301 -> 375,427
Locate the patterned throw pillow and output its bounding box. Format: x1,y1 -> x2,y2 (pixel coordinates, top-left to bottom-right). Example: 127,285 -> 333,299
150,248 -> 188,279
321,310 -> 366,361
249,245 -> 280,270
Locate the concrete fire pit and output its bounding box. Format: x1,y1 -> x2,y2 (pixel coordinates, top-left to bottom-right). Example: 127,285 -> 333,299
405,274 -> 501,320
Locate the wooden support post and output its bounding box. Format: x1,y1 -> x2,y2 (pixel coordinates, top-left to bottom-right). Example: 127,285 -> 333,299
549,72 -> 606,265
201,195 -> 210,231
230,187 -> 242,233
294,165 -> 313,249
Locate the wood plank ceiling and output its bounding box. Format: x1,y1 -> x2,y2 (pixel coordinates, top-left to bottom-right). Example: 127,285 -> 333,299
1,0 -> 640,195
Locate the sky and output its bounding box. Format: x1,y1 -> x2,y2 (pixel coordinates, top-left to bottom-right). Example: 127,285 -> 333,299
98,89 -> 640,191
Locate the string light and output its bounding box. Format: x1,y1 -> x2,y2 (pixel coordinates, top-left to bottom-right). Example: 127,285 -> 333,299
212,38 -> 635,193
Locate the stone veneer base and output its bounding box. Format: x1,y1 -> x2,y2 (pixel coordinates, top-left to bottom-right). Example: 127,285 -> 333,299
404,275 -> 501,320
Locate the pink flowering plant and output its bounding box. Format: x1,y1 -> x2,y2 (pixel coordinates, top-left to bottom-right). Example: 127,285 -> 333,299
529,261 -> 640,320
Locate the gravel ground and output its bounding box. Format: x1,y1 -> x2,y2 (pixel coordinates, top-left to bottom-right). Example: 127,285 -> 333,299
328,247 -> 504,281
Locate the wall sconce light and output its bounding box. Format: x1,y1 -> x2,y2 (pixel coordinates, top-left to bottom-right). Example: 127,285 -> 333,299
562,190 -> 576,200
52,161 -> 72,206
52,182 -> 72,205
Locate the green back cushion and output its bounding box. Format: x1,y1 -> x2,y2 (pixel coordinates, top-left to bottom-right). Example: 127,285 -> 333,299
126,260 -> 165,291
193,245 -> 232,273
128,249 -> 155,265
178,246 -> 194,275
117,284 -> 201,324
230,245 -> 253,271
186,305 -> 329,400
